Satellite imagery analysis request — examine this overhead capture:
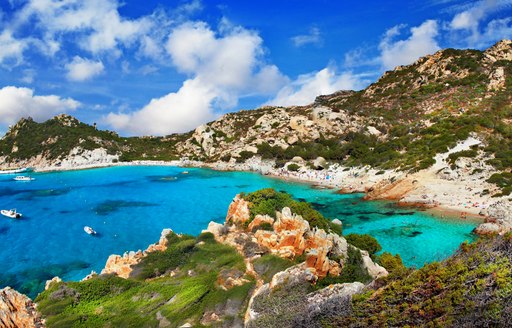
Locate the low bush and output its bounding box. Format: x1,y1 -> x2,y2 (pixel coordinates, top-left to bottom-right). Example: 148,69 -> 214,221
345,233 -> 382,257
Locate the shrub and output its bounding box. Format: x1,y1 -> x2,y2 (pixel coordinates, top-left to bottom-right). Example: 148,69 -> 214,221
287,163 -> 300,171
241,188 -> 334,233
316,246 -> 372,288
377,252 -> 406,276
345,233 -> 382,257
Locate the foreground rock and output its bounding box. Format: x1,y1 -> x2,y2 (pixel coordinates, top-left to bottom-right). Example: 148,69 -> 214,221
101,229 -> 172,278
0,287 -> 45,328
210,194 -> 387,281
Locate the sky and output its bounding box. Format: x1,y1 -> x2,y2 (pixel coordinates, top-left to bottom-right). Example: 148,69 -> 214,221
0,0 -> 511,136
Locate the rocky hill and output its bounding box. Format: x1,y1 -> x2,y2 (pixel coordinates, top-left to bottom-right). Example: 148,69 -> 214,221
2,41 -> 511,191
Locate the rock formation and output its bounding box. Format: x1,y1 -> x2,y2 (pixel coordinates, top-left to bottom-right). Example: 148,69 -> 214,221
101,229 -> 172,278
475,201 -> 512,235
0,287 -> 45,328
207,194 -> 386,281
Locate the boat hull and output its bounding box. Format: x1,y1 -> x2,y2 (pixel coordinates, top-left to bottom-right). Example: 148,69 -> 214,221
1,210 -> 22,219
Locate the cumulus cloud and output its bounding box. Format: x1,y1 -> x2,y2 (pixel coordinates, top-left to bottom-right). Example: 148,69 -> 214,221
0,86 -> 80,125
15,0 -> 152,55
291,27 -> 322,47
379,20 -> 440,70
65,56 -> 104,81
266,68 -> 369,107
106,78 -> 216,135
106,21 -> 288,135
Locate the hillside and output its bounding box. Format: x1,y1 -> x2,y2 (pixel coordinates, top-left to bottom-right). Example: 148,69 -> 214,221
1,41 -> 511,188
1,41 -> 511,172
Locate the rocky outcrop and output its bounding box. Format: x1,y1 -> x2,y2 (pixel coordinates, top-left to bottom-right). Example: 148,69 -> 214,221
101,229 -> 172,278
226,195 -> 251,225
0,287 -> 45,328
44,277 -> 62,291
475,201 -> 512,235
210,195 -> 386,282
246,265 -> 366,326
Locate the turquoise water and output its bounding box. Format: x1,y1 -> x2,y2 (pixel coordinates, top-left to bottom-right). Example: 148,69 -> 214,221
0,166 -> 478,297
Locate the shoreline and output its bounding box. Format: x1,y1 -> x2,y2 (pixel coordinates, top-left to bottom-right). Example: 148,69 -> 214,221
22,159 -> 487,225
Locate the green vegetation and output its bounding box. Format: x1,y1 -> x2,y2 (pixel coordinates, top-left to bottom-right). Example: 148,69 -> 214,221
316,246 -> 372,288
324,234 -> 512,327
345,233 -> 382,257
240,188 -> 341,234
286,163 -> 300,171
253,254 -> 296,283
448,149 -> 478,164
0,115 -> 187,162
36,232 -> 253,327
487,172 -> 512,196
376,252 -> 406,277
0,116 -> 122,161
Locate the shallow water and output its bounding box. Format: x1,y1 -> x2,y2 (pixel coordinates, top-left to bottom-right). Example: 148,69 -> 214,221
0,166 -> 478,297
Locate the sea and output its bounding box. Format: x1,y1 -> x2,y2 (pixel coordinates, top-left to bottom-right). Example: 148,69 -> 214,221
0,166 -> 478,297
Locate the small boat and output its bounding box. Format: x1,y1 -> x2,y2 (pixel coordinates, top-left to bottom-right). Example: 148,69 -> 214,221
182,171 -> 189,174
1,209 -> 22,219
13,176 -> 35,181
0,168 -> 28,175
84,226 -> 97,235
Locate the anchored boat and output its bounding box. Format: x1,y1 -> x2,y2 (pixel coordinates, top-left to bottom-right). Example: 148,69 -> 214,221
13,176 -> 35,181
1,209 -> 22,219
0,168 -> 28,175
84,226 -> 97,235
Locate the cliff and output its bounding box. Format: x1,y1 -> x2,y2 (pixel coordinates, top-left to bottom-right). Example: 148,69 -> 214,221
0,287 -> 44,328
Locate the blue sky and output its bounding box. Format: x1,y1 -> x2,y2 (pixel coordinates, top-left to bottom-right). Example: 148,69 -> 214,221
0,0 -> 511,136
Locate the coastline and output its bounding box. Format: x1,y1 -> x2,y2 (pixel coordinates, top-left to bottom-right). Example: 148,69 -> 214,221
23,158 -> 491,225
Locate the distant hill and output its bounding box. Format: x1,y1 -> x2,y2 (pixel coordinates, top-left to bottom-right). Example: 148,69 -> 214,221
1,40 -> 511,193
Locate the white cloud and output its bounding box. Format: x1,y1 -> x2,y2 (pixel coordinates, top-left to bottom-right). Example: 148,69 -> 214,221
450,0 -> 509,30
448,0 -> 512,47
291,27 -> 322,47
0,86 -> 80,125
106,78 -> 216,135
16,0 -> 152,55
106,21 -> 287,135
379,20 -> 440,70
266,68 -> 369,107
65,56 -> 104,81
0,30 -> 28,66
482,17 -> 512,42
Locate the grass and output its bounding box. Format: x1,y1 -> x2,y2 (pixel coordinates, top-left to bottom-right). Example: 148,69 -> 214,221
36,232 -> 253,327
253,255 -> 296,283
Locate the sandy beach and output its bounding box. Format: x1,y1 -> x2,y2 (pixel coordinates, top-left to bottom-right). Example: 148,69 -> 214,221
14,151 -> 504,225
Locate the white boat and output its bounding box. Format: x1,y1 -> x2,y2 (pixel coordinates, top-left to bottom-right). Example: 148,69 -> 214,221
0,168 -> 28,175
13,176 -> 35,181
1,209 -> 22,219
84,226 -> 97,235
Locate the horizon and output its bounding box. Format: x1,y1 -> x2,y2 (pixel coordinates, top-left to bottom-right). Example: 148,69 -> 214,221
1,0 -> 512,137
